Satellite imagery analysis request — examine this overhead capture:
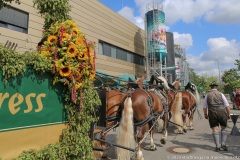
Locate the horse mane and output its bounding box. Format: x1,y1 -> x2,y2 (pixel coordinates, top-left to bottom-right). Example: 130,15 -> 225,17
156,76 -> 170,90
127,76 -> 144,89
148,75 -> 156,85
127,77 -> 139,89
172,80 -> 181,90
185,82 -> 201,106
168,82 -> 177,91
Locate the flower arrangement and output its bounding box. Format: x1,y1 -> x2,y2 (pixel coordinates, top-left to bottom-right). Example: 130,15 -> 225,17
37,20 -> 96,103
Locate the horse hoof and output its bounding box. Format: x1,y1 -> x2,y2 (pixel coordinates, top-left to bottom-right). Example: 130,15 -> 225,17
189,126 -> 194,130
158,130 -> 163,133
150,146 -> 157,151
101,152 -> 108,158
160,138 -> 166,144
183,129 -> 187,133
174,129 -> 184,134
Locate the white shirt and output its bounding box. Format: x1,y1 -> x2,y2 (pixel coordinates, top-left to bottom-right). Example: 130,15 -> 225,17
202,89 -> 229,108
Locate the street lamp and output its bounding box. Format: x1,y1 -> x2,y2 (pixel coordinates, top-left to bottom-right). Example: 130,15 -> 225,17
214,60 -> 221,86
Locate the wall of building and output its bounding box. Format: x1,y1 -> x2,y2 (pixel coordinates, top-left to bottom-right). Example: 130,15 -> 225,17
166,32 -> 176,82
174,44 -> 189,86
0,1 -> 44,53
0,0 -> 146,77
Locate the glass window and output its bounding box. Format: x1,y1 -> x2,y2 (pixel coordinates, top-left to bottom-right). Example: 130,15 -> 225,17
133,54 -> 141,65
98,42 -> 103,54
111,46 -> 116,58
103,43 -> 111,57
116,48 -> 127,61
127,52 -> 133,63
0,6 -> 28,33
98,40 -> 145,66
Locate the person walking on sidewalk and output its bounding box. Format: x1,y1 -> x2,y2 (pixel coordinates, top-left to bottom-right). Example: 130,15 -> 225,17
202,81 -> 231,152
230,88 -> 236,109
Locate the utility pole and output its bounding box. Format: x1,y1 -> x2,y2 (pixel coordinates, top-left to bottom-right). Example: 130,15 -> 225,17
215,60 -> 221,87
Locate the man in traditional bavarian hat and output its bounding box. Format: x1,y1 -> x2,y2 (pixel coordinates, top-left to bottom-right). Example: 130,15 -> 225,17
203,81 -> 231,152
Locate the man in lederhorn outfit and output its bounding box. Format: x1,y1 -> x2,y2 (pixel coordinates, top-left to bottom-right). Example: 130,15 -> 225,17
203,81 -> 231,152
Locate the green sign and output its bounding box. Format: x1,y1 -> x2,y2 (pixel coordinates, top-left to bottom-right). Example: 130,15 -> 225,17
0,69 -> 66,132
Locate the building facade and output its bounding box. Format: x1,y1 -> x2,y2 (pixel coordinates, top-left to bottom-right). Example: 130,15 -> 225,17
0,0 -> 146,77
166,32 -> 176,83
174,44 -> 189,86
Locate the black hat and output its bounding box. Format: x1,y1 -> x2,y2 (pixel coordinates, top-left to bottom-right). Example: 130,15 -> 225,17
209,81 -> 218,87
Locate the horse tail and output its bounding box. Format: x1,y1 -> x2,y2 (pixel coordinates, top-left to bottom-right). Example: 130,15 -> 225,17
171,92 -> 184,133
195,88 -> 201,106
116,96 -> 135,160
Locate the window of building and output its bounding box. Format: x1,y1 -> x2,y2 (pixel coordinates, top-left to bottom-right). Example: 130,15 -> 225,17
98,42 -> 103,54
99,40 -> 144,66
133,54 -> 141,65
127,52 -> 133,63
111,46 -> 116,58
0,6 -> 29,33
116,48 -> 127,61
103,43 -> 111,57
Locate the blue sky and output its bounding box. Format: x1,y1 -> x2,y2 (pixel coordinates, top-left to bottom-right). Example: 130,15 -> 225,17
99,0 -> 240,77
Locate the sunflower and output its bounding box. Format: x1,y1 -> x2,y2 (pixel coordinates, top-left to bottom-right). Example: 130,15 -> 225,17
72,27 -> 80,36
67,44 -> 77,57
65,20 -> 77,28
71,22 -> 77,28
77,51 -> 88,61
62,33 -> 71,42
89,70 -> 96,80
47,35 -> 58,44
59,65 -> 72,77
75,38 -> 85,46
71,71 -> 82,81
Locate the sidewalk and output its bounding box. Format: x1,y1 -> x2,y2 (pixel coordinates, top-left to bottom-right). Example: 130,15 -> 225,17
102,101 -> 240,160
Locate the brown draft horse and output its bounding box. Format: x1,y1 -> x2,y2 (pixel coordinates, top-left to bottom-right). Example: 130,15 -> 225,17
117,75 -> 170,160
171,80 -> 200,132
99,76 -> 145,158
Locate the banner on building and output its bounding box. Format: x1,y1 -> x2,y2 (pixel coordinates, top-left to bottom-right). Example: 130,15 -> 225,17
0,69 -> 66,132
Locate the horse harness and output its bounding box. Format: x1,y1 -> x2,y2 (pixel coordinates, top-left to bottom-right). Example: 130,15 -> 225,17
105,89 -> 126,125
133,88 -> 168,127
168,88 -> 179,110
186,90 -> 198,116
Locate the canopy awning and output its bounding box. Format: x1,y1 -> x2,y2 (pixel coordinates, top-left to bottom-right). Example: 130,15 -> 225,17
94,71 -> 120,87
118,73 -> 148,85
94,71 -> 149,87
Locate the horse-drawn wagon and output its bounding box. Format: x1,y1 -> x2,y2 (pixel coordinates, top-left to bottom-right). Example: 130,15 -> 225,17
90,72 -> 201,160
90,72 -> 176,160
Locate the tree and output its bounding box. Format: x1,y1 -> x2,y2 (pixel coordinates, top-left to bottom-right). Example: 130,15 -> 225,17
235,59 -> 240,70
0,0 -> 20,9
33,0 -> 71,30
222,68 -> 240,93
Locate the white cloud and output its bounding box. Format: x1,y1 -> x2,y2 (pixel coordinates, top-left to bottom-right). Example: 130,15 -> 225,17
163,0 -> 240,24
120,0 -> 240,28
201,38 -> 240,64
189,37 -> 240,76
187,54 -> 223,77
173,32 -> 193,49
204,1 -> 240,24
118,6 -> 144,29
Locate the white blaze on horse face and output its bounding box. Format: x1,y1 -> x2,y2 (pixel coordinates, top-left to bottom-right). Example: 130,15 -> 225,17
157,76 -> 170,90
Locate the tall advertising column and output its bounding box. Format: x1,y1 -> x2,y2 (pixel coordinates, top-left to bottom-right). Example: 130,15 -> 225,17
146,3 -> 167,77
